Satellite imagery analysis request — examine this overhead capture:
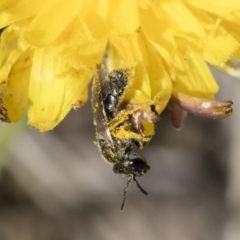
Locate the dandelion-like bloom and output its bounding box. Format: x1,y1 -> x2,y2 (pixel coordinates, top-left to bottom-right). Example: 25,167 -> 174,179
0,0 -> 239,132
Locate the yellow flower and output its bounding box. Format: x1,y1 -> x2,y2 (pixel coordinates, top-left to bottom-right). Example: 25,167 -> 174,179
0,0 -> 239,132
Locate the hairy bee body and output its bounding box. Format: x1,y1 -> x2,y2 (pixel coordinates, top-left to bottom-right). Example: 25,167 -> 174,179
92,64 -> 157,210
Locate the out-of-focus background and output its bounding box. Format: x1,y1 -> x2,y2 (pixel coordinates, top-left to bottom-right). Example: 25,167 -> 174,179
0,68 -> 239,240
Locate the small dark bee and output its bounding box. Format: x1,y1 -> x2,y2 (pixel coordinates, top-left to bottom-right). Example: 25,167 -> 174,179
92,64 -> 159,210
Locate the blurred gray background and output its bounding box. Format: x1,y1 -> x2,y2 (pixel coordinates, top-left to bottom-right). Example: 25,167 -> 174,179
0,68 -> 239,240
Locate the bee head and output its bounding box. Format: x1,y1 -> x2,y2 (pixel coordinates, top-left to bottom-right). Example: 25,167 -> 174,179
113,152 -> 150,211
113,152 -> 150,177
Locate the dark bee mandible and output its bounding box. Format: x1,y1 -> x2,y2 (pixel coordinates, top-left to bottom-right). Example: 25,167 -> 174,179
92,64 -> 156,210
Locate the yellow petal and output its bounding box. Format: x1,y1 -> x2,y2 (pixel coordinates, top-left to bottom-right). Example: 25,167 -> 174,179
59,18 -> 108,69
0,25 -> 32,122
221,20 -> 240,61
0,0 -> 41,28
28,48 -> 92,132
59,0 -> 109,42
109,33 -> 152,102
109,33 -> 142,67
3,65 -> 30,122
151,0 -> 205,38
26,1 -> 109,69
127,63 -> 151,102
203,21 -> 239,65
139,5 -> 175,67
23,0 -> 85,47
0,26 -> 23,84
137,0 -> 153,9
184,0 -> 240,16
173,50 -> 219,99
139,31 -> 172,113
108,0 -> 139,36
184,7 -> 240,65
79,0 -> 109,36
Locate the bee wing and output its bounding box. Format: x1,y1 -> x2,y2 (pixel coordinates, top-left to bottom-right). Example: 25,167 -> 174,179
92,64 -> 113,144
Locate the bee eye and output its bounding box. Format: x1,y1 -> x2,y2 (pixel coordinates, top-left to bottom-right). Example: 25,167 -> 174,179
129,158 -> 145,168
129,158 -> 150,175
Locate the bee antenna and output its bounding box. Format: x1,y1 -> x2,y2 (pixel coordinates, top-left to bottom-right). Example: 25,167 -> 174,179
133,175 -> 149,196
121,176 -> 132,211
